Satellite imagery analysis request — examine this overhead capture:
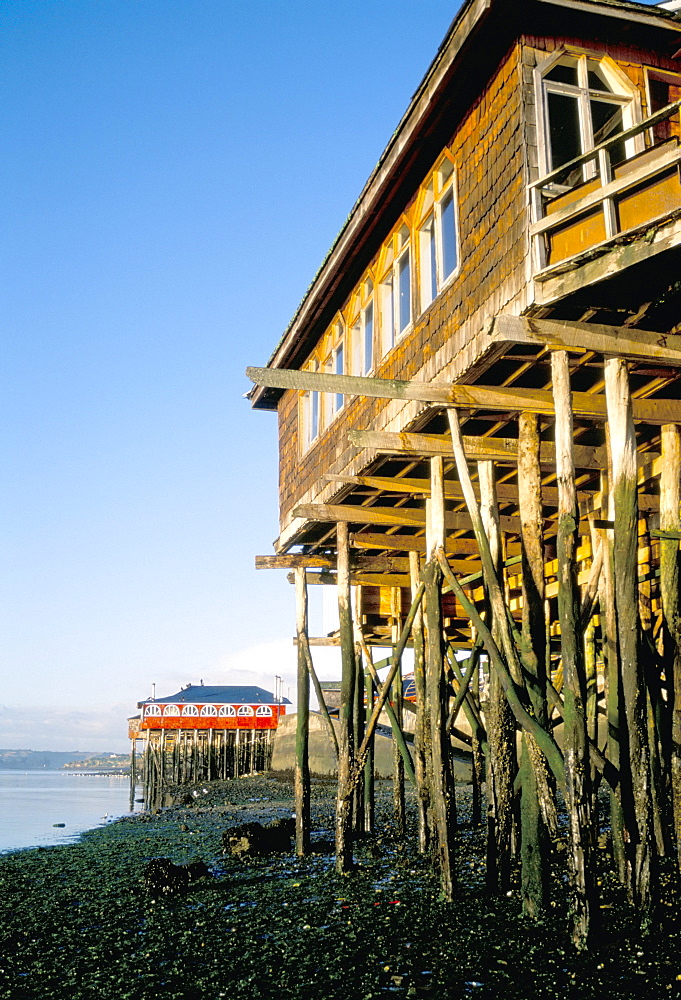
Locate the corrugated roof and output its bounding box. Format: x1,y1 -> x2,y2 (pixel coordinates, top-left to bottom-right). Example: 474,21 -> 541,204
138,684 -> 290,708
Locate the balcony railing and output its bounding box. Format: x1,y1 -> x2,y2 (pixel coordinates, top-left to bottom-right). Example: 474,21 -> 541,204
529,100 -> 681,275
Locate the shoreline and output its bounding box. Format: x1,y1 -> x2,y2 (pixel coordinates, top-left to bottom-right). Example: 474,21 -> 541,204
1,772 -> 680,999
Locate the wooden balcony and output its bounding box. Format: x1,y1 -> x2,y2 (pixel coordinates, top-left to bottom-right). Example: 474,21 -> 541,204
530,101 -> 681,278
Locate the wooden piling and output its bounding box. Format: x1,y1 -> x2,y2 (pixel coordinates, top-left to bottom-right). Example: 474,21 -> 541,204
335,520 -> 356,873
605,356 -> 656,925
660,423 -> 681,868
410,549 -> 431,853
424,456 -> 456,901
552,349 -> 595,950
478,458 -> 515,892
294,566 -> 311,856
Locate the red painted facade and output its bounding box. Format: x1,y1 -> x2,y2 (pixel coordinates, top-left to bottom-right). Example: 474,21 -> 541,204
139,703 -> 286,732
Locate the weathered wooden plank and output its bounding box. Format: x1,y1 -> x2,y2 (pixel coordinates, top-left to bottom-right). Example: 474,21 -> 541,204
248,366 -> 681,423
324,472 -> 595,506
256,554 -> 335,570
493,314 -> 681,365
350,531 -> 517,557
348,429 -> 608,470
294,502 -> 522,533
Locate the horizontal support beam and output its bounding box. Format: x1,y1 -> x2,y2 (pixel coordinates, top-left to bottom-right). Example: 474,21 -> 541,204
493,314 -> 681,366
256,553 -> 413,573
293,502 -> 522,535
350,532 -> 487,555
248,366 -> 681,423
256,554 -> 335,570
325,472 -> 594,507
349,429 -> 608,469
289,571 -> 413,588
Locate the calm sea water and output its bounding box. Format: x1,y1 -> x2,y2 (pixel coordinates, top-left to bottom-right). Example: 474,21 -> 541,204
0,770 -> 142,854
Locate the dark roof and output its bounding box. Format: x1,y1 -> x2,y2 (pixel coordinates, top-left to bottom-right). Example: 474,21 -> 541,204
137,685 -> 290,709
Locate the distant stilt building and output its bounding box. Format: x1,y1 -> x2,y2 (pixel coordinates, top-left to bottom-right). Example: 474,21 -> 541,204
128,683 -> 290,809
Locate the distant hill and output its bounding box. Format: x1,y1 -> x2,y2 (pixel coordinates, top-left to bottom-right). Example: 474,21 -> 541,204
62,754 -> 130,770
0,749 -> 101,770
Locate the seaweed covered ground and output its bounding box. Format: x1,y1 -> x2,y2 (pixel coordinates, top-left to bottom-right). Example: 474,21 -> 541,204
2,774 -> 681,999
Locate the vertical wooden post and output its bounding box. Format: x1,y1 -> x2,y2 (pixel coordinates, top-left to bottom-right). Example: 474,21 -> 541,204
552,349 -> 594,950
517,411 -> 550,917
605,356 -> 655,925
364,665 -> 375,833
424,456 -> 456,900
353,617 -> 365,835
479,459 -> 515,893
335,520 -> 356,873
410,548 -> 431,852
597,469 -> 626,881
294,566 -> 311,856
661,423 -> 681,868
129,739 -> 136,812
391,588 -> 406,839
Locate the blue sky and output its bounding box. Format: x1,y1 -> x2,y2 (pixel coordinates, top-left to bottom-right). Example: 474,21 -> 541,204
0,0 -> 464,750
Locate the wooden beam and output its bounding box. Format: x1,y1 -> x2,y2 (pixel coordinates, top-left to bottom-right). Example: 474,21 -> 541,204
247,366 -> 681,423
291,570 -> 412,588
294,502 -> 522,534
349,531 -> 520,557
325,472 -> 595,506
493,314 -> 681,366
256,554 -> 335,570
349,429 -> 608,470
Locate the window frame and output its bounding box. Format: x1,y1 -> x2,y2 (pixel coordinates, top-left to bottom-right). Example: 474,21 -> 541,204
418,159 -> 459,313
380,225 -> 412,348
535,49 -> 642,181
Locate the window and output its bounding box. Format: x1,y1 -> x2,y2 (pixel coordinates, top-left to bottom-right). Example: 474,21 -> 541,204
351,281 -> 375,375
164,704 -> 180,716
256,705 -> 273,717
200,704 -> 217,716
381,226 -> 412,348
333,337 -> 344,414
419,161 -> 458,311
182,704 -> 198,716
646,68 -> 681,144
301,359 -> 320,450
238,705 -> 255,716
145,704 -> 161,717
537,53 -> 639,182
218,705 -> 237,717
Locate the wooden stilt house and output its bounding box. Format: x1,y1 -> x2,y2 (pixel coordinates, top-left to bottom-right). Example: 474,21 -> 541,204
132,684 -> 289,809
248,0 -> 681,946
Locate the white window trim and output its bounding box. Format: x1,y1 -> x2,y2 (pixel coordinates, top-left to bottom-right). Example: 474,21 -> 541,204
418,170 -> 459,314
218,705 -> 237,717
256,705 -> 273,717
200,704 -> 217,716
164,704 -> 180,716
145,704 -> 161,717
381,233 -> 413,349
237,705 -> 255,716
182,704 -> 199,716
534,49 -> 642,180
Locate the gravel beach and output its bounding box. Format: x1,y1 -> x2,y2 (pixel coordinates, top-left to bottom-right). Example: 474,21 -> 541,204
1,772 -> 681,999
